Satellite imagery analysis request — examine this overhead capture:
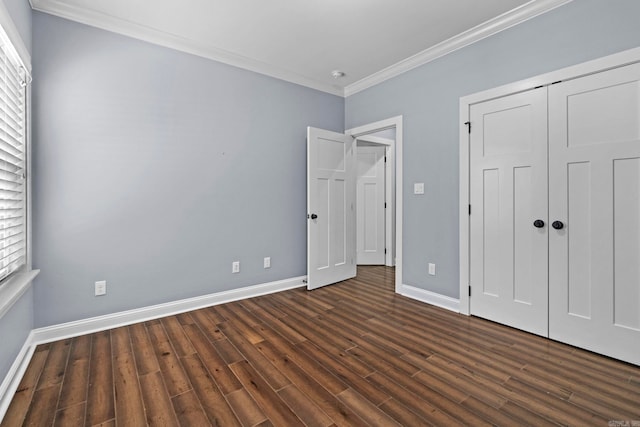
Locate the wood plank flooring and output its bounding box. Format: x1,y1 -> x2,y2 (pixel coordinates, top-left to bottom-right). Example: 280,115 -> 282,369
3,266 -> 640,426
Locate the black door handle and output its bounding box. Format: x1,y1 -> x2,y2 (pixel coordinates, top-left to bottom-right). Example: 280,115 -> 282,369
310,213 -> 318,220
533,219 -> 545,228
552,221 -> 564,230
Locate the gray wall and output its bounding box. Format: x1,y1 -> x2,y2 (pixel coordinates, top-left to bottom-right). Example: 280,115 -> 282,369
2,0 -> 30,53
0,0 -> 32,388
346,0 -> 640,298
0,287 -> 33,381
32,12 -> 344,327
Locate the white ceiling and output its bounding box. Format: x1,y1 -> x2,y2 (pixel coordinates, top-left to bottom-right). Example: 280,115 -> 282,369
29,0 -> 571,96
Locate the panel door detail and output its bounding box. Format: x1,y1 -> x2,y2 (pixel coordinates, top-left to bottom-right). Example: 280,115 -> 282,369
357,145 -> 386,265
469,87 -> 549,336
307,127 -> 357,290
548,63 -> 640,365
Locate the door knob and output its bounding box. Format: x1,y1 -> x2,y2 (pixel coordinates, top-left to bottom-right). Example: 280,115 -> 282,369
533,219 -> 545,228
552,221 -> 564,230
310,213 -> 318,220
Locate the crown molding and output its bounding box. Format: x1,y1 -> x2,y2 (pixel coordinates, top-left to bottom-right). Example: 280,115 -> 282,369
29,0 -> 344,96
30,0 -> 573,98
344,0 -> 573,97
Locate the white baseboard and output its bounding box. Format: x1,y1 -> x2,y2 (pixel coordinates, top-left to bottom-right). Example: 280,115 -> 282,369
398,283 -> 460,313
31,275 -> 307,345
0,276 -> 454,422
0,275 -> 306,422
0,331 -> 36,422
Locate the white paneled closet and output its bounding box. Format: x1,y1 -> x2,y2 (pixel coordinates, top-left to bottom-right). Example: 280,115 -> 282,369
461,49 -> 640,365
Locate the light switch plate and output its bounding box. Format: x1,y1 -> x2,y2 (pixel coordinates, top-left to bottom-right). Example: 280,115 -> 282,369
95,280 -> 106,296
414,182 -> 425,195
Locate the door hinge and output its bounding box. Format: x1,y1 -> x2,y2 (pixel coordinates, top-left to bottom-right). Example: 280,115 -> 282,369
384,156 -> 387,163
384,202 -> 387,209
469,286 -> 471,297
464,121 -> 471,134
384,248 -> 387,254
468,204 -> 471,215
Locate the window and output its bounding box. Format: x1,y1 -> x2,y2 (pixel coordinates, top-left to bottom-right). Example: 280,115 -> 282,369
0,30 -> 28,284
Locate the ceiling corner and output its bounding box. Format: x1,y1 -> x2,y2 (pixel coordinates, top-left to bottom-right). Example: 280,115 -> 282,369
29,0 -> 345,96
344,0 -> 574,97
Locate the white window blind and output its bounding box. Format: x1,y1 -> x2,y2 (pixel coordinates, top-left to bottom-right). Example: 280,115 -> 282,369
0,39 -> 26,283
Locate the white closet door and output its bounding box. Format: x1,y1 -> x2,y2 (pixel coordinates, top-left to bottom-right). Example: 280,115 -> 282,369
549,63 -> 640,365
357,145 -> 386,265
469,87 -> 549,336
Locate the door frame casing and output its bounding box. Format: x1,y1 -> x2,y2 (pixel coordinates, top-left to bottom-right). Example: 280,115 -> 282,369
347,116 -> 403,292
459,46 -> 640,315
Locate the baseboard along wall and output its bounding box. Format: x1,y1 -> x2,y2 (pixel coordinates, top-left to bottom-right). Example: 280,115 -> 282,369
0,275 -> 306,421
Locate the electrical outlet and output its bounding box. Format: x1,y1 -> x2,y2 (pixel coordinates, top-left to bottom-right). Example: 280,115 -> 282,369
428,263 -> 436,276
232,261 -> 240,273
414,182 -> 425,195
95,280 -> 106,296
264,257 -> 271,269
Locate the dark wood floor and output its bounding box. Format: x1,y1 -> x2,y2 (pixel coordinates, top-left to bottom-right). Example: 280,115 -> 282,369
3,266 -> 640,426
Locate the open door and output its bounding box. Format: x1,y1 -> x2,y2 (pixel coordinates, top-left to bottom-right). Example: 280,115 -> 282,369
307,127 -> 357,290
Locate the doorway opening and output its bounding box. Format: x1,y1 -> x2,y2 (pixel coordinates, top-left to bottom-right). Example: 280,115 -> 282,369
355,133 -> 393,267
347,116 -> 403,292
306,117 -> 402,291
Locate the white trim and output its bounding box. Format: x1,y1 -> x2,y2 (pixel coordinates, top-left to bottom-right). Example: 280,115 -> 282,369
344,0 -> 572,97
461,46 -> 640,106
347,116 -> 403,292
0,331 -> 35,422
384,143 -> 395,267
0,270 -> 39,320
355,135 -> 395,267
30,0 -> 571,97
398,284 -> 460,313
25,74 -> 33,273
459,100 -> 471,316
1,274 -> 305,421
458,46 -> 640,316
29,0 -> 342,96
355,135 -> 392,146
31,275 -> 306,345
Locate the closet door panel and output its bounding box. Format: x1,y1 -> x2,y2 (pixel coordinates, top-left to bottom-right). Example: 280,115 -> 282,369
549,62 -> 640,366
469,87 -> 548,336
614,158 -> 640,331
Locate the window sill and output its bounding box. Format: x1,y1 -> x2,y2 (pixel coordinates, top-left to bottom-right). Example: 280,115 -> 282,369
0,270 -> 39,320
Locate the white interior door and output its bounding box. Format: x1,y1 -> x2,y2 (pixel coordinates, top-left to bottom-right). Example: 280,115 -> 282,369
307,127 -> 356,290
469,87 -> 549,336
548,63 -> 640,365
357,145 -> 386,265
